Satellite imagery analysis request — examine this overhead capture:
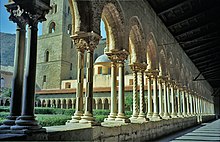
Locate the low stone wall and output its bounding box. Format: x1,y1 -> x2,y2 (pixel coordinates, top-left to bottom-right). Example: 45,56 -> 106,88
3,115 -> 215,141
201,115 -> 216,123
47,116 -> 198,141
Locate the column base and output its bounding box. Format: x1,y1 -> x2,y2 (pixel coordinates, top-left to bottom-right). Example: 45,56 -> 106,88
104,113 -> 117,122
0,116 -> 17,131
129,114 -> 138,121
115,113 -> 130,123
67,111 -> 83,123
10,115 -> 43,133
162,113 -> 171,119
171,113 -> 178,118
150,113 -> 162,121
146,112 -> 153,119
79,112 -> 95,124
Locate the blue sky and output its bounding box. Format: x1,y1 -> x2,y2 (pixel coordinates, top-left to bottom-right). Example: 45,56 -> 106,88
0,0 -> 106,38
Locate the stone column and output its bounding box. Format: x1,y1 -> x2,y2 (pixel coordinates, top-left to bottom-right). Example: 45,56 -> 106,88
115,50 -> 130,123
189,92 -> 194,115
105,60 -> 117,121
69,32 -> 86,123
129,63 -> 139,121
193,93 -> 196,115
170,82 -> 177,118
167,81 -> 171,115
0,4 -> 27,131
80,32 -> 101,124
146,72 -> 153,119
186,90 -> 190,116
182,88 -> 187,116
11,15 -> 45,131
163,77 -> 170,119
137,63 -> 148,122
158,76 -> 163,117
177,86 -> 182,117
151,70 -> 161,120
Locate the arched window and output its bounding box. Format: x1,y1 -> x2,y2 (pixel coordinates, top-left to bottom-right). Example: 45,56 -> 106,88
68,6 -> 70,14
0,77 -> 5,88
54,4 -> 57,13
49,22 -> 55,33
43,75 -> 47,82
45,51 -> 49,62
67,24 -> 72,35
70,63 -> 72,70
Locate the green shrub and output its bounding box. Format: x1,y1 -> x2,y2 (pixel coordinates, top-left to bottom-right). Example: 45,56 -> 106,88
125,111 -> 132,117
36,114 -> 71,127
95,115 -> 106,123
93,109 -> 110,116
34,107 -> 75,115
0,106 -> 10,112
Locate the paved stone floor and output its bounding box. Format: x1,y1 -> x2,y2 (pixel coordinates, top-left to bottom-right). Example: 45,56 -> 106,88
156,119 -> 220,142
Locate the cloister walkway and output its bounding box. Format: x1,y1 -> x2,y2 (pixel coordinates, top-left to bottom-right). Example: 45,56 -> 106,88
156,119 -> 220,142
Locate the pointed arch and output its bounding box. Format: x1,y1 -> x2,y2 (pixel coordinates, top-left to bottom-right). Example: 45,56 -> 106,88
128,16 -> 146,63
146,32 -> 159,70
100,2 -> 125,51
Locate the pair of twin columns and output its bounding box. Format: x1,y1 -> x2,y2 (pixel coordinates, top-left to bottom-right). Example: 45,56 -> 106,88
0,3 -> 48,132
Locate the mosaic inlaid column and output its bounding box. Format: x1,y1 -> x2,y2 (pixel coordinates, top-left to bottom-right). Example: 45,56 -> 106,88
137,63 -> 148,122
80,32 -> 101,124
129,63 -> 139,121
69,32 -> 86,123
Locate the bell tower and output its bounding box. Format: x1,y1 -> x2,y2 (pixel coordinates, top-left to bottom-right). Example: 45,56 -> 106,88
36,0 -> 77,89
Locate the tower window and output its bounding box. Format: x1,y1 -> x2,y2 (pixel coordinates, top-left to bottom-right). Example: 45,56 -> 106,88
67,24 -> 72,35
43,75 -> 47,82
68,7 -> 70,14
71,41 -> 73,48
54,4 -> 57,13
70,63 -> 72,70
49,22 -> 56,33
45,51 -> 49,62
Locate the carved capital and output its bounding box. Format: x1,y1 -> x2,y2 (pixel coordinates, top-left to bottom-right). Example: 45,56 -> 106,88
106,49 -> 129,63
5,3 -> 28,28
71,31 -> 101,53
5,2 -> 49,28
129,62 -> 147,73
145,69 -> 159,78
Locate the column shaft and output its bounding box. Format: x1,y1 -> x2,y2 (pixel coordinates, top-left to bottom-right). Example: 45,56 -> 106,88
152,75 -> 160,120
12,22 -> 43,131
131,71 -> 138,118
80,49 -> 95,123
147,76 -> 152,118
163,81 -> 170,118
116,61 -> 129,122
106,62 -> 117,120
138,71 -> 146,119
158,79 -> 163,116
1,25 -> 26,129
171,84 -> 177,117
